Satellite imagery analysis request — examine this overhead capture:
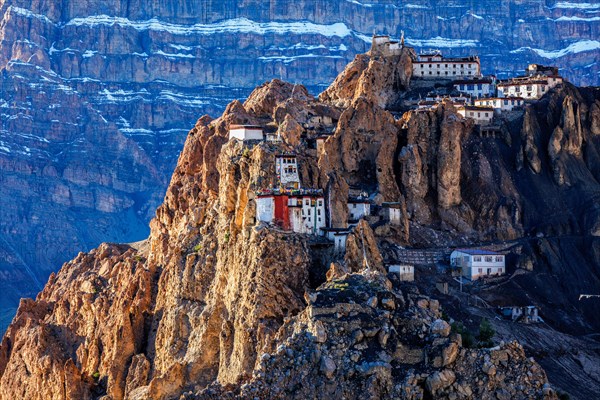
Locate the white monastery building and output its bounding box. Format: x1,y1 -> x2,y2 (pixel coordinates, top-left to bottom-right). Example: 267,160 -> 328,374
381,202 -> 403,225
389,264 -> 414,282
450,249 -> 505,280
228,125 -> 264,141
255,189 -> 326,235
497,66 -> 563,100
456,106 -> 494,125
348,197 -> 371,223
321,228 -> 351,254
474,97 -> 525,114
413,51 -> 481,79
453,77 -> 495,98
275,154 -> 300,189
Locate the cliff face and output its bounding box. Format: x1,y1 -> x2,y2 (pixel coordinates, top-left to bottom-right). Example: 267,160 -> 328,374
2,0 -> 600,331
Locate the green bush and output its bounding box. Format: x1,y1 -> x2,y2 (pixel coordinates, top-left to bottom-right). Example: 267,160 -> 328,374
193,243 -> 202,252
224,232 -> 230,243
477,318 -> 495,348
92,371 -> 100,380
451,321 -> 475,348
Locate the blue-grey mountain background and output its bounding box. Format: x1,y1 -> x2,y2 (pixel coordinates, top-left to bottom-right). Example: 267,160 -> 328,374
0,0 -> 599,331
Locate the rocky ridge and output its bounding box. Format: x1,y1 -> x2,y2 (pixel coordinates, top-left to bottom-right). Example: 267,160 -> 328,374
1,36 -> 599,399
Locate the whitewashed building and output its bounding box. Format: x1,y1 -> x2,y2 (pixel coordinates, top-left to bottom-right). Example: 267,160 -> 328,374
474,97 -> 525,114
499,306 -> 541,323
348,197 -> 371,223
453,78 -> 495,98
456,106 -> 494,125
413,52 -> 481,79
255,190 -> 326,235
450,249 -> 505,280
289,195 -> 326,235
389,264 -> 414,281
321,227 -> 351,253
229,125 -> 264,141
276,154 -> 300,188
497,74 -> 562,100
381,202 -> 403,225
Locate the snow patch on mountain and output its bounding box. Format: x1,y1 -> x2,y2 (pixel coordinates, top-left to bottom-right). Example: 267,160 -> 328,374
511,40 -> 600,59
406,37 -> 479,48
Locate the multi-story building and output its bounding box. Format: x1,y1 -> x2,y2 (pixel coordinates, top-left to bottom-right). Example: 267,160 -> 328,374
412,51 -> 481,79
456,105 -> 494,125
474,97 -> 525,114
453,77 -> 495,98
255,189 -> 326,235
450,249 -> 505,280
275,153 -> 300,189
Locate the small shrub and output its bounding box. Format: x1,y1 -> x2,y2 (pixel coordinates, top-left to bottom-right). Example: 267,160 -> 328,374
193,244 -> 202,252
92,371 -> 100,380
558,391 -> 570,400
224,232 -> 230,243
451,321 -> 475,348
477,318 -> 495,348
242,147 -> 251,158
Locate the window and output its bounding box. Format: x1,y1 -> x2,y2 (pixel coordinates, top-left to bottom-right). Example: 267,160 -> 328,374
474,256 -> 482,262
437,64 -> 440,68
526,85 -> 532,91
478,84 -> 483,90
305,199 -> 309,206
478,268 -> 483,274
445,64 -> 448,67
429,71 -> 432,75
485,113 -> 489,117
318,200 -> 323,206
467,84 -> 474,90
445,71 -> 448,75
317,209 -> 321,216
542,86 -> 546,92
478,112 -> 481,117
485,256 -> 493,262
495,256 -> 503,262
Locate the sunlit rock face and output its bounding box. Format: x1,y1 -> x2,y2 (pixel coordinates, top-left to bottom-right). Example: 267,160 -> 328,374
0,0 -> 599,332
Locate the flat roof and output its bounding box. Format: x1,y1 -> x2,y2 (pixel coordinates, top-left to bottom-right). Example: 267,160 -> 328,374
453,79 -> 493,85
475,97 -> 524,102
454,249 -> 502,256
459,106 -> 494,112
229,124 -> 263,129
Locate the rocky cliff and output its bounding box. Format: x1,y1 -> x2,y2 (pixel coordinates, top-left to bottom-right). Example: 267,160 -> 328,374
2,41 -> 600,399
2,0 -> 600,332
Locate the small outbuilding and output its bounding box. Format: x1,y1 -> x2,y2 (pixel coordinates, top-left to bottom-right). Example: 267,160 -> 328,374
389,264 -> 414,281
228,124 -> 264,141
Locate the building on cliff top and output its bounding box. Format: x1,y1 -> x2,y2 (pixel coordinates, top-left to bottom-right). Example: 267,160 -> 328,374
255,189 -> 326,235
497,72 -> 563,100
381,202 -> 404,225
451,249 -> 505,281
474,97 -> 525,114
453,77 -> 495,99
275,153 -> 300,189
228,124 -> 264,141
389,264 -> 414,282
456,105 -> 494,125
321,227 -> 351,254
412,50 -> 481,79
499,306 -> 542,324
348,196 -> 371,225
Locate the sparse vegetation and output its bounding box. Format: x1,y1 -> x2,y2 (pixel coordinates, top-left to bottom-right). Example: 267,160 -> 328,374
477,318 -> 495,348
92,371 -> 100,380
242,147 -> 251,158
224,231 -> 230,243
451,321 -> 475,348
193,243 -> 202,252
